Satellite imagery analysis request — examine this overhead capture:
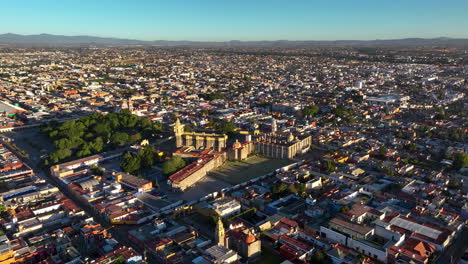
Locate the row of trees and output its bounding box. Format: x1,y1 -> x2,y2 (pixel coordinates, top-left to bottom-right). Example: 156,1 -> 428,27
43,110 -> 163,165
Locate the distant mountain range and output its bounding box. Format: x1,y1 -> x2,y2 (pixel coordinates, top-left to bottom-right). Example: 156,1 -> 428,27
1,33 -> 468,47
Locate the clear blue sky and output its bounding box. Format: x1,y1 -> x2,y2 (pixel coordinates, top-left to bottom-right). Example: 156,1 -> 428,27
1,0 -> 467,41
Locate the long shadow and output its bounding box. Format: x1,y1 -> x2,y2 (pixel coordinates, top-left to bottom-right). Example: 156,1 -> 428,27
210,158 -> 292,185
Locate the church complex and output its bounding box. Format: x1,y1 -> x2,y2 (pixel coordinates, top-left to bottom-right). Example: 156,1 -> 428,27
167,119 -> 312,191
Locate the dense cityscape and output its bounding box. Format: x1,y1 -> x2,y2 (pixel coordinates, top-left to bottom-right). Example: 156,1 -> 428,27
0,44 -> 466,264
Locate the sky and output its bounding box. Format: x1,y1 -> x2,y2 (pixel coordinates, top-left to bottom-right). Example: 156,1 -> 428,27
1,0 -> 467,41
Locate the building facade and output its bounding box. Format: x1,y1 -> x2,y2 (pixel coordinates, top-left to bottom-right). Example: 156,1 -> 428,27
173,120 -> 311,161
167,149 -> 226,191
255,133 -> 312,159
227,140 -> 254,161
173,119 -> 227,152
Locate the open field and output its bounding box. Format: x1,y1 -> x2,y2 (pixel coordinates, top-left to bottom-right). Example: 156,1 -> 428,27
3,127 -> 54,166
208,155 -> 293,185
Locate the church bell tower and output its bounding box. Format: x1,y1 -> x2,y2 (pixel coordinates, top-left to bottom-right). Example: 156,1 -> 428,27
215,217 -> 225,247
173,119 -> 185,148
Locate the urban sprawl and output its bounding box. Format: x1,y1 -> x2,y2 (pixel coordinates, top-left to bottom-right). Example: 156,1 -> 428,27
0,46 -> 466,264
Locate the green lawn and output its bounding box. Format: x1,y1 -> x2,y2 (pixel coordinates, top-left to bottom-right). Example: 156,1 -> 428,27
209,155 -> 293,185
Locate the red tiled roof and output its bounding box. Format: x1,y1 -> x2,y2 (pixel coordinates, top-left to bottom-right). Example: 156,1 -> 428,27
279,235 -> 313,252
226,227 -> 258,244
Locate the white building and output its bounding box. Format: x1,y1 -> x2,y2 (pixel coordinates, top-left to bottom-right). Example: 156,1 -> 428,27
211,198 -> 241,218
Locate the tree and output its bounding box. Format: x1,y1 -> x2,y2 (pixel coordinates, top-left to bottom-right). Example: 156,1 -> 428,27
382,166 -> 394,176
309,250 -> 332,264
162,160 -> 177,175
121,114 -> 140,128
324,160 -> 337,173
0,203 -> 6,213
113,255 -> 125,264
121,152 -> 141,174
347,115 -> 356,124
77,144 -> 92,157
138,144 -> 156,169
449,128 -> 465,142
453,153 -> 468,169
294,182 -> 306,194
48,130 -> 59,138
43,110 -> 164,168
340,205 -> 350,212
217,121 -> 236,135
272,183 -> 288,194
332,105 -> 351,117
141,119 -> 153,130
141,119 -> 163,137
396,130 -> 404,138
47,148 -> 72,164
89,137 -> 104,153
129,133 -> 142,144
111,132 -> 129,146
199,93 -> 225,101
151,121 -> 163,133
93,123 -> 111,139
447,179 -> 461,189
90,165 -> 104,176
59,120 -> 85,138
171,155 -> 186,170
54,138 -> 71,149
378,145 -> 387,155
404,143 -> 417,151
162,155 -> 186,175
54,148 -> 72,160
303,105 -> 320,117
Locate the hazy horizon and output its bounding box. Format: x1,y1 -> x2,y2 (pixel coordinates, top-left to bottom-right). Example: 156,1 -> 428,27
2,0 -> 467,41
2,32 -> 468,42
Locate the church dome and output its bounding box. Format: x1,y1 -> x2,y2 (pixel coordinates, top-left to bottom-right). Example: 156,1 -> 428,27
244,233 -> 256,244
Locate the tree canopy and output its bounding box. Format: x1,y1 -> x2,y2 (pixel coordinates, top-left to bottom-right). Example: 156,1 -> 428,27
303,105 -> 320,117
453,152 -> 468,169
121,145 -> 158,174
331,105 -> 356,124
42,110 -> 163,166
162,155 -> 186,175
0,203 -> 7,213
309,250 -> 332,264
215,121 -> 237,135
324,160 -> 337,173
121,152 -> 141,174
